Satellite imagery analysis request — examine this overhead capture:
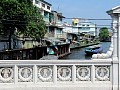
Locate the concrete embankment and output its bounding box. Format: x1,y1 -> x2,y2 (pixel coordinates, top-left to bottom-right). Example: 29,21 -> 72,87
58,42 -> 100,59
70,42 -> 100,50
58,52 -> 71,59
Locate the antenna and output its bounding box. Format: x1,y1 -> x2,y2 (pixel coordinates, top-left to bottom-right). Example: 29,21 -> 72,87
57,0 -> 61,12
57,6 -> 60,12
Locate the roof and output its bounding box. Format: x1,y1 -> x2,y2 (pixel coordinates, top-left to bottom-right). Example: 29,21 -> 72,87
48,25 -> 64,29
86,45 -> 101,49
107,5 -> 120,15
52,10 -> 65,18
43,37 -> 63,43
39,0 -> 52,6
111,5 -> 120,11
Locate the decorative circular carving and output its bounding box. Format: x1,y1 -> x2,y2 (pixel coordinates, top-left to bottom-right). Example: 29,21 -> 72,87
38,67 -> 52,81
77,67 -> 90,81
0,68 -> 13,82
58,67 -> 71,81
96,67 -> 109,81
19,67 -> 33,82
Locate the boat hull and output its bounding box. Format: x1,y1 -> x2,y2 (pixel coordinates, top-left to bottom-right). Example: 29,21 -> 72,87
85,46 -> 103,55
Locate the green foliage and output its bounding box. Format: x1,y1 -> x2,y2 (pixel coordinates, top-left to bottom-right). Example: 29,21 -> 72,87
99,27 -> 109,41
0,0 -> 46,39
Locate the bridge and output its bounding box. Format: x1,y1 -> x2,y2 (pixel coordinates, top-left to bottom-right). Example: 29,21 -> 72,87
0,6 -> 119,90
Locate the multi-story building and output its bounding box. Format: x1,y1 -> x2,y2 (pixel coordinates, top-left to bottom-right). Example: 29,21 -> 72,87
47,11 -> 65,38
78,22 -> 96,37
72,19 -> 97,40
16,0 -> 52,49
0,0 -> 66,51
63,20 -> 97,43
33,0 -> 65,44
63,23 -> 79,42
33,0 -> 52,24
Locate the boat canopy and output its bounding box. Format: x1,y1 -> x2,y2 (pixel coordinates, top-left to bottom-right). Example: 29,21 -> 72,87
85,45 -> 101,49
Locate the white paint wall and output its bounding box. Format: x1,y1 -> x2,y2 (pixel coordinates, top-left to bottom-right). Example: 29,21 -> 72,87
33,0 -> 52,13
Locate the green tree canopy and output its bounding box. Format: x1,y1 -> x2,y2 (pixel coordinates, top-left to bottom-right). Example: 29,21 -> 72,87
0,0 -> 47,49
99,27 -> 109,42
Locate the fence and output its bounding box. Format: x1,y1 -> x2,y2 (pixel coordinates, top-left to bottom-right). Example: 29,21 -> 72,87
0,43 -> 70,60
0,59 -> 113,90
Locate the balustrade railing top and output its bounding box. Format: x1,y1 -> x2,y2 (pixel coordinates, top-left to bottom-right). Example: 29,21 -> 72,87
0,59 -> 112,84
0,59 -> 112,65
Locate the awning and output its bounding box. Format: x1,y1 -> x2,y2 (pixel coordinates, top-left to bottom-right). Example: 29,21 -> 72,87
43,37 -> 63,43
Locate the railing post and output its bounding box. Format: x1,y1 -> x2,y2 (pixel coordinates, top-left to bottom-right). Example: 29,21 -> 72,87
53,65 -> 57,83
14,65 -> 18,84
112,60 -> 119,90
111,14 -> 119,90
118,15 -> 120,90
91,65 -> 95,83
112,16 -> 118,59
72,65 -> 76,83
34,65 -> 37,84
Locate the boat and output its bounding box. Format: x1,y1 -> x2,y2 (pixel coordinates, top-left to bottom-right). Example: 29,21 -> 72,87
85,45 -> 103,55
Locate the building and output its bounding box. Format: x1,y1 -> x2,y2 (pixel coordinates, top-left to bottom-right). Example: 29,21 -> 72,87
63,19 -> 97,44
78,22 -> 96,37
33,0 -> 52,24
33,0 -> 66,44
47,11 -> 65,39
63,23 -> 79,42
33,0 -> 65,40
44,10 -> 66,45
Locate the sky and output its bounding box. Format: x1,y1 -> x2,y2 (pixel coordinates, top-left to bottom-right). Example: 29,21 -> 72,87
45,0 -> 120,28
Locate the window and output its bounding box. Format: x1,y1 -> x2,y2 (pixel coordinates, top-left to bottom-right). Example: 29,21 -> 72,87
44,11 -> 49,18
82,25 -> 85,26
81,27 -> 90,30
47,6 -> 50,10
42,3 -> 45,7
56,29 -> 62,34
90,31 -> 95,35
58,17 -> 62,22
35,0 -> 39,4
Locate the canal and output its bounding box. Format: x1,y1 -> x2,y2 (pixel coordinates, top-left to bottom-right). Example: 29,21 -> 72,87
59,42 -> 111,60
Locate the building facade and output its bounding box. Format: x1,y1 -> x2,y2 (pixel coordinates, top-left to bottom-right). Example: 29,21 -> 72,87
33,0 -> 66,44
63,20 -> 97,43
33,0 -> 52,24
78,22 -> 96,37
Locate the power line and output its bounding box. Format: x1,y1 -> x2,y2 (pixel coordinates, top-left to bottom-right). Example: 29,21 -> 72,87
0,14 -> 112,20
64,18 -> 112,20
0,21 -> 117,27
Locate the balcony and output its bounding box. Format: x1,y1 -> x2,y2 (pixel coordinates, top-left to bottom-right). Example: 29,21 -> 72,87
56,34 -> 66,39
44,33 -> 55,38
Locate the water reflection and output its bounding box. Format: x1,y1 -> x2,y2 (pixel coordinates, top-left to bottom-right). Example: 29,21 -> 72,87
60,42 -> 111,60
84,54 -> 92,60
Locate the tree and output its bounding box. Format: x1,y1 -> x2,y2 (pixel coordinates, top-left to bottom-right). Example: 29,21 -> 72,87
99,27 -> 109,42
0,0 -> 47,49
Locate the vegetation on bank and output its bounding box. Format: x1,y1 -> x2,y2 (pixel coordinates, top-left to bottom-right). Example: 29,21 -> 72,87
99,27 -> 110,42
0,0 -> 47,49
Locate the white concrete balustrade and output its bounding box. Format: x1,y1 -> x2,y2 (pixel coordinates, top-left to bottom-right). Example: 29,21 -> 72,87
0,60 -> 113,90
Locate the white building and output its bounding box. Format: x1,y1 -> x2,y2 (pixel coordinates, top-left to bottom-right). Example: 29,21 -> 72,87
63,24 -> 79,42
78,22 -> 97,37
33,0 -> 66,42
63,21 -> 97,42
32,0 -> 52,24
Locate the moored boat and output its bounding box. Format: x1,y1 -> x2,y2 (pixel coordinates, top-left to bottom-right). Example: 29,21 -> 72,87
85,45 -> 103,55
